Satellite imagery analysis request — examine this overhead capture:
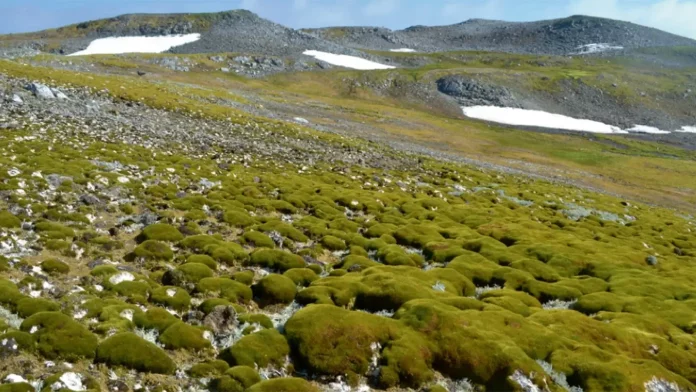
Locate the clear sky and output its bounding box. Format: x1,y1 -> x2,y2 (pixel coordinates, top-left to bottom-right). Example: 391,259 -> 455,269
2,0 -> 696,39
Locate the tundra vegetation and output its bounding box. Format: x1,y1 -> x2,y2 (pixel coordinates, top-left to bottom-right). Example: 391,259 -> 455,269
0,26 -> 695,392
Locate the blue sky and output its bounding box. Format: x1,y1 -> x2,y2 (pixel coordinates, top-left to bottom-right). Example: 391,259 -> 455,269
2,0 -> 696,39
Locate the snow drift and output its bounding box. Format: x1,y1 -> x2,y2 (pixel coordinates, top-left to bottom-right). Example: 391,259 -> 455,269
461,106 -> 694,135
303,50 -> 395,70
68,34 -> 201,56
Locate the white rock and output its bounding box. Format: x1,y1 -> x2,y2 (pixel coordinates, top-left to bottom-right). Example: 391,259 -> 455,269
4,374 -> 29,383
26,83 -> 55,99
12,94 -> 23,104
29,326 -> 39,334
166,288 -> 177,298
7,168 -> 20,177
109,272 -> 134,285
59,372 -> 86,391
120,309 -> 134,322
117,176 -> 130,184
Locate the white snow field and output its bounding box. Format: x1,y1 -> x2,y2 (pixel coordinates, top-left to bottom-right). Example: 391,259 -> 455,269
390,48 -> 416,53
68,34 -> 201,56
574,43 -> 624,55
462,106 -> 695,135
303,50 -> 395,70
626,125 -> 672,135
677,126 -> 696,133
461,106 -> 624,134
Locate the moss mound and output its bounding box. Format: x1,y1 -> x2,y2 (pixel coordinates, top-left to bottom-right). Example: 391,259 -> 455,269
0,383 -> 35,392
40,258 -> 69,275
20,312 -> 97,360
138,223 -> 184,242
96,332 -> 175,374
246,249 -> 305,272
283,268 -> 319,286
16,297 -> 60,318
252,274 -> 297,307
160,321 -> 211,350
131,240 -> 174,260
186,254 -> 219,270
246,378 -> 319,392
219,329 -> 289,368
0,211 -> 21,228
197,277 -> 253,303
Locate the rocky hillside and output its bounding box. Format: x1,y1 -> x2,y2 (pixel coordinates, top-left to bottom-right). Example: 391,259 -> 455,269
0,67 -> 694,392
0,10 -> 360,57
305,15 -> 696,55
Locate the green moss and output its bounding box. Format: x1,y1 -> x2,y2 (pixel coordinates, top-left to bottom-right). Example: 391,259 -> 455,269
231,270 -> 255,285
257,221 -> 309,243
0,330 -> 34,351
246,378 -> 319,392
90,265 -> 118,276
237,313 -> 273,329
219,329 -> 289,368
189,359 -> 230,377
199,298 -> 233,314
164,263 -> 214,285
20,312 -> 97,360
0,383 -> 34,392
150,286 -> 191,310
131,240 -> 174,261
186,254 -> 219,270
138,223 -> 184,242
34,221 -> 74,239
40,258 -> 69,275
133,307 -> 179,332
321,235 -> 347,251
197,277 -> 253,303
112,280 -> 151,303
223,209 -> 257,227
252,274 -> 297,307
180,235 -> 248,265
96,332 -> 175,374
0,211 -> 21,228
285,304 -> 432,387
225,366 -> 261,388
283,268 -> 319,286
160,321 -> 211,350
209,376 -> 245,392
307,264 -> 324,275
16,297 -> 60,318
246,249 -> 306,272
242,231 -> 276,248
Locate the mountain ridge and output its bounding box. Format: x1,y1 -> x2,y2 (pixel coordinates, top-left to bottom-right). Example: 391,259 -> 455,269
1,10 -> 695,57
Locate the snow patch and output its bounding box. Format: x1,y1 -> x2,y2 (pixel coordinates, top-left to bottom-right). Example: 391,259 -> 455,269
574,43 -> 624,54
389,48 -> 416,52
676,126 -> 696,134
69,34 -> 201,56
627,125 -> 671,135
462,106 -> 696,135
303,50 -> 395,70
462,106 -> 624,134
